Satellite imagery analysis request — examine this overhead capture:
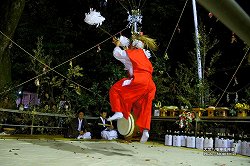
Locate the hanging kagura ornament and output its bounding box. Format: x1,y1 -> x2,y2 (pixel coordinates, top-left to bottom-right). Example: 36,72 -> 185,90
127,9 -> 143,33
84,8 -> 105,27
231,32 -> 237,44
208,12 -> 213,18
35,78 -> 40,86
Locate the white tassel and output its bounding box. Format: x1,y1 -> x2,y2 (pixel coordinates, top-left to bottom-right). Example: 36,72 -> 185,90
119,36 -> 130,47
84,8 -> 105,27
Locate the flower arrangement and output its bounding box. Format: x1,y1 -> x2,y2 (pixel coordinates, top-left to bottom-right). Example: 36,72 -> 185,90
234,103 -> 250,110
234,102 -> 249,117
176,111 -> 195,129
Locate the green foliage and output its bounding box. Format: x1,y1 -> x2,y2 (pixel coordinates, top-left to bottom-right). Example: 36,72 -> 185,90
67,64 -> 84,78
174,63 -> 199,107
152,23 -> 221,108
152,56 -> 173,106
4,0 -> 249,117
157,24 -> 222,108
31,36 -> 52,74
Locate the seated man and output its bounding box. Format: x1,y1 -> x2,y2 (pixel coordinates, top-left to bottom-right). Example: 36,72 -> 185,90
95,111 -> 118,140
68,111 -> 91,139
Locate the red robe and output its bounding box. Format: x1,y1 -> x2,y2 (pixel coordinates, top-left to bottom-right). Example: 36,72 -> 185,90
109,48 -> 156,131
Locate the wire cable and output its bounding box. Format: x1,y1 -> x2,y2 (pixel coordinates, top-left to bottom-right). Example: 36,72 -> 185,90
164,0 -> 189,56
116,0 -> 129,12
0,27 -> 128,96
140,0 -> 147,10
215,47 -> 250,107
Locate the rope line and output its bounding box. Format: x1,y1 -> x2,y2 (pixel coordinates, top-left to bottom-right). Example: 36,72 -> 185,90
138,0 -> 142,9
164,0 -> 189,55
140,0 -> 147,10
212,81 -> 250,94
116,0 -> 129,12
0,30 -> 94,94
131,0 -> 137,9
0,27 -> 128,95
215,47 -> 250,107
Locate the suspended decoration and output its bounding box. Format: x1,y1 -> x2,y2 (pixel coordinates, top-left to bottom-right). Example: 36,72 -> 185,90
235,92 -> 238,103
233,77 -> 238,86
231,32 -> 237,44
84,8 -> 114,37
99,0 -> 108,7
75,86 -> 81,95
8,42 -> 13,49
226,92 -> 239,103
164,53 -> 169,60
97,45 -> 101,52
127,9 -> 143,33
43,66 -> 48,73
84,8 -> 105,27
177,26 -> 181,34
227,93 -> 230,102
35,78 -> 40,86
208,12 -> 213,18
69,60 -> 73,67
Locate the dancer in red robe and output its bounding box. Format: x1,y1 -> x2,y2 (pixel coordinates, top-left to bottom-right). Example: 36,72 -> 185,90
107,36 -> 156,143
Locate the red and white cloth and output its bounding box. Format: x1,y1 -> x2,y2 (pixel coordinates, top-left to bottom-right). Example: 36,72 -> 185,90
110,47 -> 156,132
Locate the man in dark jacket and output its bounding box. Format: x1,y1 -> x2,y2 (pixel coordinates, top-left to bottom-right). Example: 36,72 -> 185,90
67,111 -> 91,139
94,111 -> 118,140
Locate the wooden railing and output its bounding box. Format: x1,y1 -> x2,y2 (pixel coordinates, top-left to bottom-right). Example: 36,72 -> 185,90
0,108 -> 98,135
151,114 -> 250,141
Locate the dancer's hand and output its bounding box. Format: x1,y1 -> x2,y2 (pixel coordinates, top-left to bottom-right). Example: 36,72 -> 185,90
112,37 -> 120,46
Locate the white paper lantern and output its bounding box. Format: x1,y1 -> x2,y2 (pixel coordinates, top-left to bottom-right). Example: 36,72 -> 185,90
165,135 -> 173,146
204,137 -> 213,148
187,136 -> 195,148
154,109 -> 160,116
246,142 -> 250,157
227,139 -> 234,148
196,137 -> 204,150
241,141 -> 247,156
173,135 -> 181,147
208,138 -> 214,149
215,137 -> 219,148
181,136 -> 187,147
221,139 -> 228,148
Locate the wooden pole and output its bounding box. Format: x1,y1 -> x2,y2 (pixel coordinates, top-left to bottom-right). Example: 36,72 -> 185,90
197,0 -> 250,46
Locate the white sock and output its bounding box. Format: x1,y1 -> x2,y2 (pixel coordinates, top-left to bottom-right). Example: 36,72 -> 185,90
107,112 -> 123,121
140,130 -> 149,143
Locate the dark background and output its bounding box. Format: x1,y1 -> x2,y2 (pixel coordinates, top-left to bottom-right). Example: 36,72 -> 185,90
8,0 -> 250,108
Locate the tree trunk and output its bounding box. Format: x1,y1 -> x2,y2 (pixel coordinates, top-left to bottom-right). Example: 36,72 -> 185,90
0,0 -> 25,92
